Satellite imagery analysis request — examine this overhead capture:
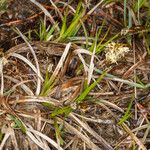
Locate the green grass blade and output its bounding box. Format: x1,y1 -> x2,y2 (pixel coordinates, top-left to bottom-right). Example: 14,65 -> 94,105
59,11 -> 67,39
73,1 -> 82,16
40,69 -> 50,95
60,12 -> 83,40
96,33 -> 119,54
0,0 -> 7,12
97,19 -> 106,37
118,98 -> 133,125
45,24 -> 57,41
134,0 -> 147,12
70,1 -> 82,24
96,26 -> 110,52
124,0 -> 127,26
50,106 -> 73,118
39,20 -> 46,41
59,1 -> 85,41
76,70 -> 107,104
40,78 -> 57,96
40,68 -> 58,96
128,10 -> 132,28
0,131 -> 3,141
54,118 -> 64,145
93,66 -> 149,89
89,20 -> 106,52
89,28 -> 98,52
10,115 -> 26,134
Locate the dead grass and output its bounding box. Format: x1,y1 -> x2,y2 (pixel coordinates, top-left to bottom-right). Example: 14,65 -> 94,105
0,0 -> 150,150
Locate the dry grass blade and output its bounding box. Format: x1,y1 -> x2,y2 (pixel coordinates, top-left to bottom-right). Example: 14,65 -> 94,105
9,96 -> 63,107
132,124 -> 149,132
96,101 -> 120,122
69,113 -> 113,150
4,75 -> 34,95
96,99 -> 124,113
9,127 -> 19,150
15,28 -> 42,95
59,1 -> 76,13
89,91 -> 114,96
121,123 -> 147,150
58,118 -> 101,150
73,113 -> 113,124
0,125 -> 19,150
87,0 -> 104,15
49,0 -> 63,20
1,1 -> 150,149
63,136 -> 78,149
0,129 -> 11,149
26,130 -> 50,150
30,0 -> 59,31
11,53 -> 43,81
74,48 -> 94,56
27,127 -> 63,150
50,42 -> 71,81
78,52 -> 89,73
74,48 -> 92,74
4,79 -> 33,96
0,57 -> 4,95
88,42 -> 96,84
142,125 -> 150,143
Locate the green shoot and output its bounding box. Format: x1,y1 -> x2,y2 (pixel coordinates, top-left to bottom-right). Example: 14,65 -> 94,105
88,19 -> 118,55
147,48 -> 150,55
76,70 -> 107,104
54,118 -> 64,145
59,9 -> 67,40
27,29 -> 32,41
89,27 -> 99,52
10,115 -> 26,134
136,76 -> 147,87
35,19 -> 57,41
96,33 -> 119,54
58,1 -> 85,41
145,35 -> 150,55
40,69 -> 58,96
50,106 -> 73,118
118,98 -> 133,125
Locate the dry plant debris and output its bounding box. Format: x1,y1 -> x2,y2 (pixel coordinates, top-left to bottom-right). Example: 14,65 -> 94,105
0,0 -> 150,150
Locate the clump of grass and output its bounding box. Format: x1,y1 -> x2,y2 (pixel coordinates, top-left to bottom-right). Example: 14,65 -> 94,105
40,42 -> 71,96
58,1 -> 85,42
35,19 -> 57,41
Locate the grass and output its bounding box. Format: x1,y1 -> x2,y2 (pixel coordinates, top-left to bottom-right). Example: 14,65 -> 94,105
57,1 -> 85,42
35,19 -> 57,41
118,97 -> 133,125
76,70 -> 107,104
0,0 -> 7,13
0,0 -> 150,149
